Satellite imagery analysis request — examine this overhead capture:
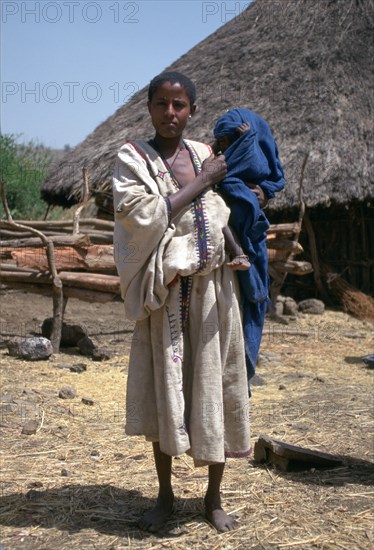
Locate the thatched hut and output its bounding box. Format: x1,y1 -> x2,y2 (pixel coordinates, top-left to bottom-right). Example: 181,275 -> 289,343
41,0 -> 373,297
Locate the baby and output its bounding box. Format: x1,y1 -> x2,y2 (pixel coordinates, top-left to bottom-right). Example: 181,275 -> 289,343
212,108 -> 286,388
216,122 -> 263,271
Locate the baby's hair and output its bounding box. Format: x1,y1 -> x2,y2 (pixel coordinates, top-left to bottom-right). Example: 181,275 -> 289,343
148,72 -> 197,105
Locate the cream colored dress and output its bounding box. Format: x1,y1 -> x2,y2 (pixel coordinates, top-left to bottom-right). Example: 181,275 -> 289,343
113,139 -> 251,466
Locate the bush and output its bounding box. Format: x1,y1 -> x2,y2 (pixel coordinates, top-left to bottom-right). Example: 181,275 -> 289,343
0,134 -> 53,220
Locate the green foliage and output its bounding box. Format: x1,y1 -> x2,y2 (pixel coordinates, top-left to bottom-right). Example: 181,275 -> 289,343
0,133 -> 52,220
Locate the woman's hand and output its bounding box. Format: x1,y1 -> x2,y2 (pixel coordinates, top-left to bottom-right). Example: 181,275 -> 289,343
200,154 -> 227,187
167,155 -> 226,220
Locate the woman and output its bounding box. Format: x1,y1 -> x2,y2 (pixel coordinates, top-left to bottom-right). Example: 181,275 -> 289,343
113,72 -> 251,532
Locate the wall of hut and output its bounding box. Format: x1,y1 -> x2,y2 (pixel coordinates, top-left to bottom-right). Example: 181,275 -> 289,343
268,201 -> 374,300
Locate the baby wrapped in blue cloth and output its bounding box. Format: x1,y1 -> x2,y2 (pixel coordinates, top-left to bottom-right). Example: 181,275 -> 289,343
213,108 -> 285,393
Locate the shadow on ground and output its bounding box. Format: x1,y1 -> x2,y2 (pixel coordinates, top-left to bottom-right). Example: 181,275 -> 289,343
0,484 -> 204,539
251,454 -> 374,486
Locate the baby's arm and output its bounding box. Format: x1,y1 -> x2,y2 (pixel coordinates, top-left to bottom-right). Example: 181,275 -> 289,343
246,183 -> 268,209
222,226 -> 251,271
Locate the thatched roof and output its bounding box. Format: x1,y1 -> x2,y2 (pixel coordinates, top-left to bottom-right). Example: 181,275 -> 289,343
41,0 -> 373,211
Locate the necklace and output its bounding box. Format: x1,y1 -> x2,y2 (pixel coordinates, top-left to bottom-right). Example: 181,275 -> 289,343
151,139 -> 185,171
169,143 -> 184,169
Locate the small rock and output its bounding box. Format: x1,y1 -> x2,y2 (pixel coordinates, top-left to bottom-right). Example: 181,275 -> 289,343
77,336 -> 98,356
81,397 -> 95,406
257,352 -> 281,367
283,297 -> 298,316
268,311 -> 289,324
42,318 -> 87,347
55,363 -> 73,370
114,452 -> 125,460
298,299 -> 325,315
70,363 -> 87,373
7,337 -> 53,361
278,384 -> 286,390
61,468 -> 70,477
250,374 -> 266,386
58,386 -> 77,400
313,376 -> 325,383
274,301 -> 284,316
92,348 -> 111,361
22,389 -> 38,398
27,481 -> 43,488
77,336 -> 111,361
21,420 -> 39,435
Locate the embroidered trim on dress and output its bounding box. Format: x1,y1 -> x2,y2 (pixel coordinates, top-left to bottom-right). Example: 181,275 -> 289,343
225,447 -> 252,459
148,139 -> 182,190
185,142 -> 211,273
179,276 -> 192,333
165,306 -> 182,363
128,141 -> 149,165
192,195 -> 210,272
129,141 -> 168,182
164,196 -> 172,226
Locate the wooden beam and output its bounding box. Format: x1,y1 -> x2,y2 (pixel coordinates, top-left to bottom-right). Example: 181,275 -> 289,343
254,435 -> 343,471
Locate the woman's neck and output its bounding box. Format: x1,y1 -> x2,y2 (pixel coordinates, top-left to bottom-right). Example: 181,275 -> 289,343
153,134 -> 184,157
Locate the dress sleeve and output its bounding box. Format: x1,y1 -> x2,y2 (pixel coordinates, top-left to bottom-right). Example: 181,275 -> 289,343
113,143 -> 174,320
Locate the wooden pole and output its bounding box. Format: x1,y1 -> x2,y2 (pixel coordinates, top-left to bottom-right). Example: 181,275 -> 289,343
0,180 -> 63,352
73,167 -> 90,235
303,211 -> 330,301
269,152 -> 309,306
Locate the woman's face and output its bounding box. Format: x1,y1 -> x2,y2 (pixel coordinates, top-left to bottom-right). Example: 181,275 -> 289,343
147,81 -> 196,139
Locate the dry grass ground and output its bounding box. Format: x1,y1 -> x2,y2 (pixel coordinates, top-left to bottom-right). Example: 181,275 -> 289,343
0,290 -> 373,549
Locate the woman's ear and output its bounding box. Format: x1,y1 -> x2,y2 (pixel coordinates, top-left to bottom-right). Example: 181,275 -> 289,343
147,101 -> 151,114
190,104 -> 197,117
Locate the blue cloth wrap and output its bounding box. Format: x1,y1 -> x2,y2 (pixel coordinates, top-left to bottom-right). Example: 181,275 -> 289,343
214,109 -> 285,391
214,108 -> 285,199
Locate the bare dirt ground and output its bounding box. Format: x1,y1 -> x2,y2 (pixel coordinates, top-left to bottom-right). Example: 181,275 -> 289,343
0,289 -> 373,549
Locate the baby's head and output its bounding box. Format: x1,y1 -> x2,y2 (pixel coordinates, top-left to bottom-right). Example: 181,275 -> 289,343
214,109 -> 251,152
214,134 -> 235,153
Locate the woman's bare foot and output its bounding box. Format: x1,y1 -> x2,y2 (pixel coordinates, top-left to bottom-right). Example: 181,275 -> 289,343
205,497 -> 239,532
227,255 -> 251,271
138,492 -> 174,532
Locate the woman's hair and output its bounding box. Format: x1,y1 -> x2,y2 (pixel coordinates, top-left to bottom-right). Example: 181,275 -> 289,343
148,72 -> 196,105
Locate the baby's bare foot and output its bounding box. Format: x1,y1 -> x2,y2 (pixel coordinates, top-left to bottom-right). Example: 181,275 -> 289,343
138,493 -> 174,532
227,255 -> 251,271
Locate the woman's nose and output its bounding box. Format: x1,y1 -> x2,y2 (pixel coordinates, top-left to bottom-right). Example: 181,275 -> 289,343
165,103 -> 175,117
